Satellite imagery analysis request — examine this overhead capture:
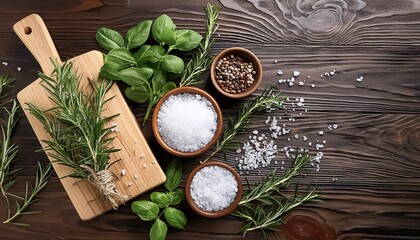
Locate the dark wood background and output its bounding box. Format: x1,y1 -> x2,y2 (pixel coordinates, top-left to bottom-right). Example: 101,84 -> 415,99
1,0 -> 419,239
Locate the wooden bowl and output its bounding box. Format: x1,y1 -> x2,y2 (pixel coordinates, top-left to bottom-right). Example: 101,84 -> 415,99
185,161 -> 243,218
152,86 -> 223,157
210,47 -> 263,98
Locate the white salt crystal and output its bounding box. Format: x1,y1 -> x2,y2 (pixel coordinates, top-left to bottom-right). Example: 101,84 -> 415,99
134,174 -> 139,179
127,182 -> 133,187
17,67 -> 22,71
311,84 -> 315,88
121,169 -> 126,176
319,131 -> 324,136
293,71 -> 300,77
190,166 -> 238,212
253,130 -> 258,135
2,62 -> 8,66
333,124 -> 338,129
356,76 -> 363,82
110,122 -> 119,132
277,70 -> 283,75
288,81 -> 294,87
157,93 -> 217,152
294,134 -> 299,139
274,60 -> 278,63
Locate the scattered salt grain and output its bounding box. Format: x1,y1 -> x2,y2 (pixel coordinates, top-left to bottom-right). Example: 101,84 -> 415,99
298,81 -> 304,86
17,67 -> 22,72
134,139 -> 138,143
253,130 -> 258,135
294,134 -> 299,139
2,62 -> 8,66
121,169 -> 126,176
157,93 -> 217,152
293,71 -> 300,77
277,70 -> 283,75
356,76 -> 363,82
110,122 -> 119,132
190,166 -> 238,212
143,163 -> 147,168
307,76 -> 311,79
303,136 -> 308,141
333,124 -> 338,129
127,182 -> 133,187
322,140 -> 327,144
288,81 -> 294,87
134,174 -> 139,179
274,60 -> 278,63
319,131 -> 324,136
311,84 -> 316,88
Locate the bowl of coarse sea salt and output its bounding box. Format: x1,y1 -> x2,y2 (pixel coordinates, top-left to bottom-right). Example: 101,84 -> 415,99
152,86 -> 223,157
185,162 -> 243,218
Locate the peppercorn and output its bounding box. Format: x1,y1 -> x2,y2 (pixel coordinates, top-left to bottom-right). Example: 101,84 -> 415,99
215,55 -> 256,94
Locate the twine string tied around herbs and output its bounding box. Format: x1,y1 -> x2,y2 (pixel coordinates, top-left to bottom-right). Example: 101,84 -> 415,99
80,164 -> 129,209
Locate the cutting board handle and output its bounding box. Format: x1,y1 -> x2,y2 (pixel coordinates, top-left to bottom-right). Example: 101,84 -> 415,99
13,14 -> 61,75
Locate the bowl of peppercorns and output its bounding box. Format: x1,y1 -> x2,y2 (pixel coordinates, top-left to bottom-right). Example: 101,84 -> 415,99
210,47 -> 262,98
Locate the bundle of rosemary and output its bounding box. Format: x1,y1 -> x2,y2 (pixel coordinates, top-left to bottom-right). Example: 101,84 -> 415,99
27,60 -> 128,208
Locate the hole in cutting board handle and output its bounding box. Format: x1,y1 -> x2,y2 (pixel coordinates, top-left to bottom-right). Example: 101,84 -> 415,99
24,26 -> 32,35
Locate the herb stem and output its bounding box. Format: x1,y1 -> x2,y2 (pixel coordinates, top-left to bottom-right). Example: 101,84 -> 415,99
201,87 -> 285,164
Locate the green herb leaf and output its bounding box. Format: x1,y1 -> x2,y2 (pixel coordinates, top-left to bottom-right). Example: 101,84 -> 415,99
133,45 -> 154,64
140,67 -> 155,80
125,86 -> 150,103
152,14 -> 175,45
174,29 -> 203,51
162,82 -> 176,95
161,55 -> 184,74
167,189 -> 184,206
125,20 -> 152,50
164,158 -> 182,191
150,192 -> 169,208
150,219 -> 167,240
164,207 -> 187,230
151,67 -> 167,94
131,200 -> 159,221
161,27 -> 177,46
106,47 -> 137,68
118,67 -> 148,87
96,27 -> 125,52
99,62 -> 120,80
150,45 -> 166,62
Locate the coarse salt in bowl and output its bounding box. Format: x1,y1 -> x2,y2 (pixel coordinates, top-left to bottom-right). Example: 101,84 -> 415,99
185,162 -> 243,218
152,87 -> 223,157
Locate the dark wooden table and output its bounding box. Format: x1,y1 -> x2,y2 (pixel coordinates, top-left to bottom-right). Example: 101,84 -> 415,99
1,0 -> 419,239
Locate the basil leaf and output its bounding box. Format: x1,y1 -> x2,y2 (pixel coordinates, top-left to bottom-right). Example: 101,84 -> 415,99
106,48 -> 137,68
150,192 -> 169,208
163,207 -> 187,230
164,158 -> 182,191
161,55 -> 184,74
162,81 -> 176,95
99,62 -> 120,80
125,20 -> 152,50
161,27 -> 176,46
131,201 -> 159,221
118,67 -> 148,87
152,14 -> 175,44
133,45 -> 154,64
174,29 -> 203,51
95,27 -> 124,52
140,67 -> 155,80
151,67 -> 167,94
150,45 -> 166,62
125,86 -> 150,103
167,189 -> 184,206
150,219 -> 167,240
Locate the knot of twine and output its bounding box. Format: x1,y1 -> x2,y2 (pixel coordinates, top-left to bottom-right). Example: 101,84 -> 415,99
80,164 -> 129,209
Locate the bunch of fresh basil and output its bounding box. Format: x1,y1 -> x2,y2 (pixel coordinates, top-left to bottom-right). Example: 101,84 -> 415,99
96,14 -> 202,125
131,158 -> 186,240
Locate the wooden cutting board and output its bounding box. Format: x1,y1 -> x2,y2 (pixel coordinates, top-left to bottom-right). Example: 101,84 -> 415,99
13,14 -> 166,221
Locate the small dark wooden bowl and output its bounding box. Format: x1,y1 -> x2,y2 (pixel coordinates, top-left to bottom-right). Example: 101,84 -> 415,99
210,47 -> 263,98
152,86 -> 223,157
185,161 -> 243,218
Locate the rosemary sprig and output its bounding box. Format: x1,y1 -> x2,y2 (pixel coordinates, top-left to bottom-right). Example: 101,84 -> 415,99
0,75 -> 15,104
179,3 -> 219,87
3,162 -> 52,227
201,87 -> 285,164
0,100 -> 51,226
0,100 -> 21,211
232,153 -> 320,237
27,60 -> 127,207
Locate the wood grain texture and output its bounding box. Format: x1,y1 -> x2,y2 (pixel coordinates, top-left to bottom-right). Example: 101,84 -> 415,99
0,0 -> 420,239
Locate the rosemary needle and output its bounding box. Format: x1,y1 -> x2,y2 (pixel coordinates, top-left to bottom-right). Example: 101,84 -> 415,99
201,87 -> 285,164
179,4 -> 219,87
